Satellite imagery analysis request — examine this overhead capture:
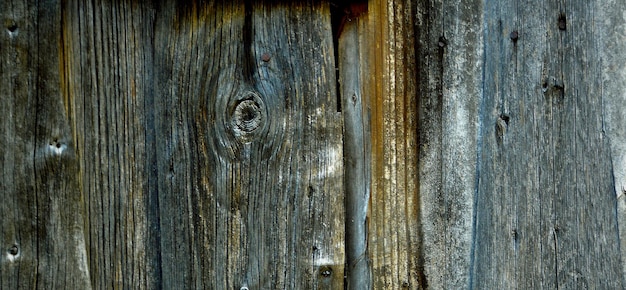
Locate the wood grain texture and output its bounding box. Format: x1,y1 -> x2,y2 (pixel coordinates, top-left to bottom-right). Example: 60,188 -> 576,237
338,9 -> 371,289
61,0 -> 343,288
361,0 -> 624,288
358,0 -> 482,288
60,1 -> 157,288
153,2 -> 344,288
359,1 -> 424,288
597,0 -> 626,279
414,1 -> 483,288
1,0 -> 91,288
473,0 -> 625,288
5,0 -> 626,288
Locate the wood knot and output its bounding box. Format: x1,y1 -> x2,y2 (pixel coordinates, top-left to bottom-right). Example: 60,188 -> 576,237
495,113 -> 509,146
510,30 -> 519,42
7,23 -> 17,33
233,99 -> 262,134
438,36 -> 448,48
229,91 -> 266,143
207,79 -> 284,161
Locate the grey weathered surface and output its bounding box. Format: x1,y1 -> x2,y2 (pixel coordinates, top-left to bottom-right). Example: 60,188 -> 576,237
473,0 -> 625,288
338,8 -> 371,289
61,0 -> 344,289
152,2 -> 344,288
598,0 -> 626,280
60,1 -> 156,288
415,1 -> 483,288
1,0 -> 91,289
356,0 -> 625,289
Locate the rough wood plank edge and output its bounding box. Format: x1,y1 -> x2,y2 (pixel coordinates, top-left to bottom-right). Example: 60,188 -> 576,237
338,12 -> 372,290
598,0 -> 626,282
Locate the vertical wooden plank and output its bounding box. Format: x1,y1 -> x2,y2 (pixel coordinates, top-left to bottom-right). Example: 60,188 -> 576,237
1,0 -> 90,288
61,0 -> 158,288
337,3 -> 371,289
151,1 -> 343,288
1,2 -> 38,288
359,0 -> 427,288
598,0 -> 626,280
473,1 -> 553,287
551,2 -> 613,287
62,1 -> 342,288
0,2 -> 39,288
414,1 -> 484,289
473,0 -> 625,288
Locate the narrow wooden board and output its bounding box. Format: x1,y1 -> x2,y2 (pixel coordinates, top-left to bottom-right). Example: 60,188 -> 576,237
597,0 -> 626,280
1,0 -> 90,288
60,1 -> 158,288
337,5 -> 371,289
414,1 -> 484,288
359,1 -> 425,288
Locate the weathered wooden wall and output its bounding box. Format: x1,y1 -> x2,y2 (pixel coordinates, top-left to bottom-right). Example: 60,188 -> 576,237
2,0 -> 626,289
347,0 -> 626,288
473,1 -> 624,288
4,0 -> 345,289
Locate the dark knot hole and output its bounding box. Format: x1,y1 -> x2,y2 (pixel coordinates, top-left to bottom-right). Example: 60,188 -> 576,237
233,98 -> 263,134
240,104 -> 259,122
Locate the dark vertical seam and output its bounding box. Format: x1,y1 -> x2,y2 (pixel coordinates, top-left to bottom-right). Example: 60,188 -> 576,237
468,0 -> 489,288
412,0 -> 428,288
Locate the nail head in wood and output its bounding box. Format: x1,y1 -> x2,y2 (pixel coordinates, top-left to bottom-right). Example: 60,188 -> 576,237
319,266 -> 332,278
261,52 -> 271,62
510,30 -> 519,42
7,23 -> 17,33
558,14 -> 567,30
438,36 -> 448,48
8,245 -> 18,256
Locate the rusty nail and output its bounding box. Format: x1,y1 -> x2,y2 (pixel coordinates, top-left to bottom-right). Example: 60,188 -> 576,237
261,53 -> 271,62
